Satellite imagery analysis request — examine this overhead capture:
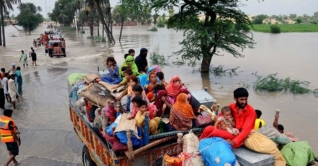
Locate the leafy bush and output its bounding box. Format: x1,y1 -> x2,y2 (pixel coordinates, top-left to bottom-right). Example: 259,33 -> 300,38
149,52 -> 168,66
148,27 -> 158,31
253,73 -> 311,94
157,18 -> 166,27
270,25 -> 281,33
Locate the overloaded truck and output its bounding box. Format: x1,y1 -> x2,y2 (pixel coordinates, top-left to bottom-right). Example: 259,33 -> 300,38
67,73 -> 274,166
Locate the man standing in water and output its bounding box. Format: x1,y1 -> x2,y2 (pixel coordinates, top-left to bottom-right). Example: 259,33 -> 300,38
30,48 -> 37,66
19,50 -> 28,68
8,63 -> 16,75
8,75 -> 19,110
135,48 -> 148,73
0,109 -> 21,166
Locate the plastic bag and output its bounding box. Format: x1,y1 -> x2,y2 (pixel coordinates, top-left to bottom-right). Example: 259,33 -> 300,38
257,125 -> 291,145
116,131 -> 140,147
106,114 -> 122,136
199,137 -> 236,166
183,130 -> 199,154
244,132 -> 286,166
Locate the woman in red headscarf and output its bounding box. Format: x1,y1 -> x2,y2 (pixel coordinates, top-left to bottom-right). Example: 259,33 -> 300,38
153,90 -> 173,117
169,93 -> 196,130
165,76 -> 189,104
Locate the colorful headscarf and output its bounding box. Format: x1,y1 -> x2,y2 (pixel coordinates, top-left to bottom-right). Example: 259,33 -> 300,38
138,66 -> 160,88
119,55 -> 140,77
172,93 -> 196,119
153,90 -> 169,116
165,76 -> 182,96
153,65 -> 161,73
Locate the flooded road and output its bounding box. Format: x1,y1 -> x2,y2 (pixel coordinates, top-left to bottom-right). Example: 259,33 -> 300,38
0,24 -> 318,165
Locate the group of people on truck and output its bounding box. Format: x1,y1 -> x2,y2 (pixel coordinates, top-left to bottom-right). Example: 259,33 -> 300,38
100,48 -> 201,133
69,48 -> 318,166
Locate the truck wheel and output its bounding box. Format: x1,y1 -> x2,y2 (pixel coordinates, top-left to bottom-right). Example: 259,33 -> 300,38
82,145 -> 96,166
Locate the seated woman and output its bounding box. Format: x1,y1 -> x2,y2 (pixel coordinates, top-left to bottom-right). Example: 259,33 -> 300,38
165,76 -> 190,104
144,71 -> 160,102
138,66 -> 160,87
138,66 -> 162,101
154,90 -> 172,118
169,93 -> 196,130
119,55 -> 140,77
101,57 -> 122,84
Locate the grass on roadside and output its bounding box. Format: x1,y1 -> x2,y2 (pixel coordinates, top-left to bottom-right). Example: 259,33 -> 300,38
249,24 -> 318,33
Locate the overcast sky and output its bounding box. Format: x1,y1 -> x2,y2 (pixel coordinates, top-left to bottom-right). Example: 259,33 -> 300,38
11,0 -> 318,18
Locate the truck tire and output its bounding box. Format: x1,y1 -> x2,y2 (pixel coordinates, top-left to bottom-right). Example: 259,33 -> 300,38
82,145 -> 96,166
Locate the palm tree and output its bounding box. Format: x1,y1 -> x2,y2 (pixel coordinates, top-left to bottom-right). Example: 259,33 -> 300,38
0,0 -> 21,47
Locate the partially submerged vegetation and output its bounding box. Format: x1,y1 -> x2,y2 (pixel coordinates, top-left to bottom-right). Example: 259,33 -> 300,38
250,24 -> 318,33
209,66 -> 240,77
149,52 -> 168,66
253,73 -> 313,94
148,27 -> 158,31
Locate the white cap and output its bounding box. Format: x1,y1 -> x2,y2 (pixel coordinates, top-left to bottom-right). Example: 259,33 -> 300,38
12,63 -> 16,66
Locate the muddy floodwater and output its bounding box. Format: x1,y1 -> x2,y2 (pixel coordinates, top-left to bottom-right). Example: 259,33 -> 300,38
0,24 -> 318,165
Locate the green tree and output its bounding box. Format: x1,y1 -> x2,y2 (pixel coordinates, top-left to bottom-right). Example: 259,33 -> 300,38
49,0 -> 80,26
289,14 -> 297,20
252,14 -> 268,24
16,3 -> 43,34
153,13 -> 159,25
168,6 -> 174,17
151,0 -> 254,72
112,5 -> 124,24
270,25 -> 281,33
0,0 -> 21,47
296,18 -> 302,24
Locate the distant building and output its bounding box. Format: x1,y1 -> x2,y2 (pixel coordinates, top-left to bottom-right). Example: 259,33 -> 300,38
4,19 -> 17,25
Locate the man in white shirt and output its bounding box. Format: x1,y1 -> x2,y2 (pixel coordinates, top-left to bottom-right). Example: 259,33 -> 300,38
1,73 -> 10,103
8,75 -> 19,110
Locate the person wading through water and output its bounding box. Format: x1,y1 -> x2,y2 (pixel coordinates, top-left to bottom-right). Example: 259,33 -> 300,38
19,50 -> 28,68
30,48 -> 37,66
0,109 -> 21,166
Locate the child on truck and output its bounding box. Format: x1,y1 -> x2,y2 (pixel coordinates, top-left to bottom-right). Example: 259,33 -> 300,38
126,75 -> 139,112
112,69 -> 134,101
214,106 -> 240,136
135,100 -> 160,135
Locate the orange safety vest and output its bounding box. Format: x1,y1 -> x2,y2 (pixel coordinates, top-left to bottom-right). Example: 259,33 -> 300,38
0,116 -> 18,143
